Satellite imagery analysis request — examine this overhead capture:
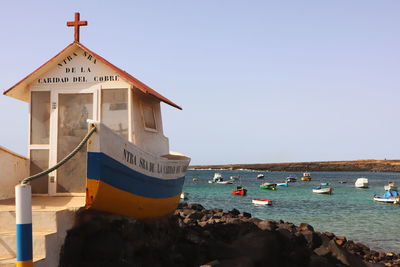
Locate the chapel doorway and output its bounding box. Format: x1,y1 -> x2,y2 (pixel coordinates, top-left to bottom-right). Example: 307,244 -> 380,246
55,93 -> 93,193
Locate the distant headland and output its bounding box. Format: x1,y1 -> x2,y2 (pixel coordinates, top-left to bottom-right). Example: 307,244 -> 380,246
190,159 -> 400,172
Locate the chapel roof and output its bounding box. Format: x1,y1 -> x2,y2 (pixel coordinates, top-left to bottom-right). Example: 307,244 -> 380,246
3,41 -> 182,110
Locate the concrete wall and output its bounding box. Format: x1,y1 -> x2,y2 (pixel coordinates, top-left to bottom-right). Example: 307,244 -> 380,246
132,88 -> 169,156
0,146 -> 29,200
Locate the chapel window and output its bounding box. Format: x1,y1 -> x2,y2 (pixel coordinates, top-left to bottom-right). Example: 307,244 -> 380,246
101,89 -> 129,139
142,103 -> 157,131
30,91 -> 50,144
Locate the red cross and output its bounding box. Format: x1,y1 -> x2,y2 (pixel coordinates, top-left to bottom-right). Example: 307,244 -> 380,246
66,12 -> 88,42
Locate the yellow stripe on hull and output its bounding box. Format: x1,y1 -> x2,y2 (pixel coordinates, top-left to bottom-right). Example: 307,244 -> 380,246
85,178 -> 181,219
17,260 -> 33,267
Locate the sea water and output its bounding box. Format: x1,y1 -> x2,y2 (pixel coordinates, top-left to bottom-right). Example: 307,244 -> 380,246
182,170 -> 400,253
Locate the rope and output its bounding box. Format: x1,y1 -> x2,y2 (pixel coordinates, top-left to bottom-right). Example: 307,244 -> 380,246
22,126 -> 97,185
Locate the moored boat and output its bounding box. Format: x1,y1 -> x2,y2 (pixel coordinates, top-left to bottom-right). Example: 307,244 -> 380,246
252,199 -> 272,206
355,178 -> 369,188
209,173 -> 223,183
260,182 -> 276,190
86,122 -> 191,219
373,190 -> 400,204
216,180 -> 234,184
232,186 -> 247,196
312,186 -> 332,194
286,176 -> 297,183
277,182 -> 288,187
257,174 -> 265,179
320,182 -> 330,186
301,172 -> 311,181
193,178 -> 198,182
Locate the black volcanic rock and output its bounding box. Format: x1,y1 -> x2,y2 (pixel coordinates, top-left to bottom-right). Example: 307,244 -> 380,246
59,206 -> 390,267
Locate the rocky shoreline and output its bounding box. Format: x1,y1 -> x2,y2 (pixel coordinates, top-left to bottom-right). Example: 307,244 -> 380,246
59,203 -> 399,267
190,159 -> 400,173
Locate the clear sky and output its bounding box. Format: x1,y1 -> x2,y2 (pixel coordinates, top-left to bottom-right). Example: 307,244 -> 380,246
1,1 -> 400,165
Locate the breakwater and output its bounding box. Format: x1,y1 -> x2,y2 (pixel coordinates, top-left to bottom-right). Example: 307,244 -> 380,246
59,204 -> 398,267
191,159 -> 400,172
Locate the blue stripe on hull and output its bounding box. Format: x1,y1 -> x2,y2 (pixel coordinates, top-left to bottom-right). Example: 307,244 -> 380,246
16,223 -> 32,262
87,152 -> 185,199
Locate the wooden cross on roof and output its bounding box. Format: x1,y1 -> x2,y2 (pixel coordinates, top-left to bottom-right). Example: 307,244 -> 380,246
67,12 -> 87,42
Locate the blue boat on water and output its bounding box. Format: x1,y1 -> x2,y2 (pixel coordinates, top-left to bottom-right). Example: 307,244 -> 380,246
373,190 -> 400,204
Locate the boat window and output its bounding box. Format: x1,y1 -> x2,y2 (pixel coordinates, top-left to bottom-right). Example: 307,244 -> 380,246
101,89 -> 129,139
30,149 -> 49,194
141,103 -> 157,131
30,91 -> 50,144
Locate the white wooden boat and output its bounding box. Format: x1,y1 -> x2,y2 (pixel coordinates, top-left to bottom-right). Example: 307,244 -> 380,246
86,122 -> 191,218
257,174 -> 265,179
252,199 -> 272,206
373,196 -> 398,203
209,172 -> 233,184
312,187 -> 332,194
355,178 -> 369,188
209,172 -> 222,183
374,191 -> 400,204
216,180 -> 234,184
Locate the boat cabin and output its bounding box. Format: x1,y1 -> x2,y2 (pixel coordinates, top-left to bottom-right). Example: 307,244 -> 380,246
2,14 -> 182,197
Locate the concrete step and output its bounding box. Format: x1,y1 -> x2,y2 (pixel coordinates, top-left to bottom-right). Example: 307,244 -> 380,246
0,256 -> 47,267
0,210 -> 58,232
0,231 -> 57,259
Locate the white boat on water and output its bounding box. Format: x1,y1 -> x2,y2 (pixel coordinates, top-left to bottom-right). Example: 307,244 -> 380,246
209,172 -> 233,184
374,190 -> 400,204
252,199 -> 272,206
355,178 -> 369,188
384,182 -> 397,191
312,186 -> 332,194
286,176 -> 297,183
208,173 -> 222,183
257,173 -> 265,179
216,181 -> 233,184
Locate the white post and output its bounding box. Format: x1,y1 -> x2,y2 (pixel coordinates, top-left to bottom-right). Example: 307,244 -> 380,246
15,184 -> 33,267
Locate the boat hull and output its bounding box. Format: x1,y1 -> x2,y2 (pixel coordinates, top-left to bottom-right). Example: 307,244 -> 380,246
277,183 -> 288,187
85,122 -> 190,219
252,199 -> 272,205
312,188 -> 332,194
373,197 -> 399,204
260,184 -> 276,190
355,178 -> 369,188
232,189 -> 247,196
216,181 -> 233,184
